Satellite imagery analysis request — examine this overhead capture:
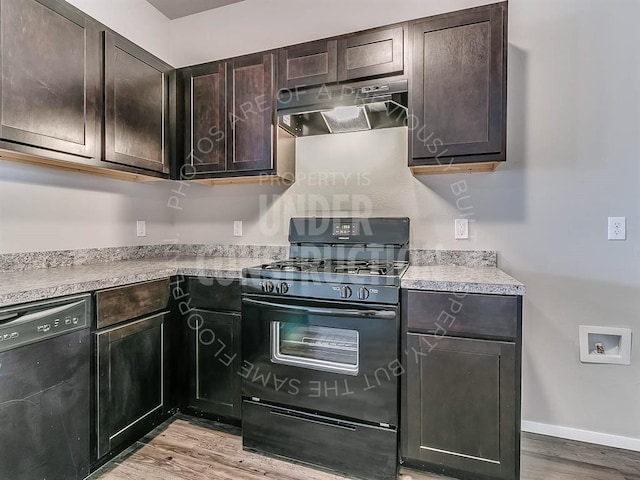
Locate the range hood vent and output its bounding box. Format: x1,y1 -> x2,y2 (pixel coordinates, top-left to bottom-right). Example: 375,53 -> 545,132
277,80 -> 408,137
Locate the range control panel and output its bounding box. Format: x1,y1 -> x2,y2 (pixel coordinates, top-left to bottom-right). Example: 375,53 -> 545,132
0,294 -> 91,353
242,278 -> 399,305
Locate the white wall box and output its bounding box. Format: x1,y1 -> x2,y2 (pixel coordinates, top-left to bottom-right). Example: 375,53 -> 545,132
579,326 -> 632,365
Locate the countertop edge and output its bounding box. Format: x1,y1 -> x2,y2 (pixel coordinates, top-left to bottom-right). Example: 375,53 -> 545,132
400,279 -> 526,296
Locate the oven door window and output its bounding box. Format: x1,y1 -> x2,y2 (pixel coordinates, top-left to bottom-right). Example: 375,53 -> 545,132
271,322 -> 359,376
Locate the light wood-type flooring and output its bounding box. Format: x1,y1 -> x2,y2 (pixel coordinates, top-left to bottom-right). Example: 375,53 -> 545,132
90,415 -> 640,480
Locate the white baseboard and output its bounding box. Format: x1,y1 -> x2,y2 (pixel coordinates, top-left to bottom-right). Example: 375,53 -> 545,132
522,420 -> 640,452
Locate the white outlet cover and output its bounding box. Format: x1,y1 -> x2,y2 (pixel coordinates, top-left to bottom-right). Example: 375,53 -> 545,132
455,219 -> 469,239
233,221 -> 243,237
136,221 -> 146,237
608,216 -> 626,240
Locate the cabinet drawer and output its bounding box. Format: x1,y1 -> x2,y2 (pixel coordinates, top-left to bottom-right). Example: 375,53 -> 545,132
278,39 -> 338,90
243,400 -> 397,480
186,277 -> 241,312
337,25 -> 405,81
96,279 -> 170,329
405,290 -> 518,340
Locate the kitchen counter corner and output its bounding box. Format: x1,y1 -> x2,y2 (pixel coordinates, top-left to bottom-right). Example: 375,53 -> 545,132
401,265 -> 525,296
0,257 -> 271,308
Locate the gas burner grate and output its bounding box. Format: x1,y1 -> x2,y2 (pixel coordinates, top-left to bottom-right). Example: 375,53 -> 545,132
262,260 -> 326,272
331,261 -> 393,275
257,259 -> 407,278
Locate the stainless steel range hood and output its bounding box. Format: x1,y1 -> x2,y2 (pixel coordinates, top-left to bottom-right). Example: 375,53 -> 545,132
277,80 -> 408,137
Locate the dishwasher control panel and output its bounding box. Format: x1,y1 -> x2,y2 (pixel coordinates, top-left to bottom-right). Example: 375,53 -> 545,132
0,294 -> 91,353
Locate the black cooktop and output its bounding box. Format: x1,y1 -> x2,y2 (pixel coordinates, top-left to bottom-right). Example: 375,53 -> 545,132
261,259 -> 407,276
245,259 -> 409,287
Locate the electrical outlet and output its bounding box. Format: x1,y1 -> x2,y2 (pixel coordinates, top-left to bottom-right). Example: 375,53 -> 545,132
608,217 -> 626,240
136,221 -> 146,237
455,219 -> 469,240
234,221 -> 243,237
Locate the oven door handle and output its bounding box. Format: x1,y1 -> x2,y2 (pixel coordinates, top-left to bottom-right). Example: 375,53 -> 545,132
241,297 -> 397,319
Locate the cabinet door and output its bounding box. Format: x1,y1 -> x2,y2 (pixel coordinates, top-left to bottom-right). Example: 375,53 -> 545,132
411,3 -> 506,163
404,333 -> 517,480
278,39 -> 337,90
0,0 -> 99,157
338,26 -> 404,82
96,313 -> 167,459
187,310 -> 241,419
227,52 -> 274,173
183,62 -> 227,176
104,32 -> 171,175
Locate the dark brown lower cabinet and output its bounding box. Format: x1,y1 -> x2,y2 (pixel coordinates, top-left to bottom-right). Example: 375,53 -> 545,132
178,276 -> 242,422
187,309 -> 242,420
404,334 -> 517,480
402,290 -> 522,480
95,312 -> 169,460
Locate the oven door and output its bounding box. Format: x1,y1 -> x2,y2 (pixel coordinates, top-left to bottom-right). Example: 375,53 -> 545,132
241,294 -> 399,426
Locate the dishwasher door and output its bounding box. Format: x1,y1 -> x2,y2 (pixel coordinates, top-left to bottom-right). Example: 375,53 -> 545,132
0,296 -> 91,480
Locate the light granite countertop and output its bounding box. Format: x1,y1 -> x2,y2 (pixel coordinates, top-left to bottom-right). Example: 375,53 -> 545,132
0,256 -> 525,308
0,257 -> 273,308
401,265 -> 525,296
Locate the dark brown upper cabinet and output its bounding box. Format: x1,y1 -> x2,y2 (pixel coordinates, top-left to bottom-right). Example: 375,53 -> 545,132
337,25 -> 405,81
410,2 -> 507,172
183,61 -> 227,176
278,39 -> 338,90
0,0 -> 100,159
227,52 -> 275,173
278,26 -> 405,91
181,51 -> 295,183
104,31 -> 172,176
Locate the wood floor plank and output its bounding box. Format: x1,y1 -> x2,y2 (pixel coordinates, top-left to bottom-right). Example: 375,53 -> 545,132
521,451 -> 627,480
93,416 -> 347,480
92,416 -> 640,480
522,432 -> 640,476
398,466 -> 449,479
152,420 -> 347,480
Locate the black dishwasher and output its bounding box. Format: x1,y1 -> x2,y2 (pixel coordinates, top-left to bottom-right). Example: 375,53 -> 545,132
0,294 -> 92,480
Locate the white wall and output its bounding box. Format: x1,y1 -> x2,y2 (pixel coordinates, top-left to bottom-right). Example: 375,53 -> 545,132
175,128 -> 474,246
0,0 -> 178,254
0,162 -> 176,253
170,0 -> 640,444
65,0 -> 176,65
169,0 -> 495,67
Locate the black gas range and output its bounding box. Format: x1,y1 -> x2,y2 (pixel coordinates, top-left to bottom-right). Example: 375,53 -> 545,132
241,217 -> 409,480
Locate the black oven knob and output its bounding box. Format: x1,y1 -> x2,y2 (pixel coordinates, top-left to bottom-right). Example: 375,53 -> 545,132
358,287 -> 370,300
340,285 -> 352,299
276,282 -> 289,294
264,281 -> 275,293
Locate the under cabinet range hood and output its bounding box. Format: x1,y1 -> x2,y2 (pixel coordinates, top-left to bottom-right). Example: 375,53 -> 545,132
277,79 -> 408,137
